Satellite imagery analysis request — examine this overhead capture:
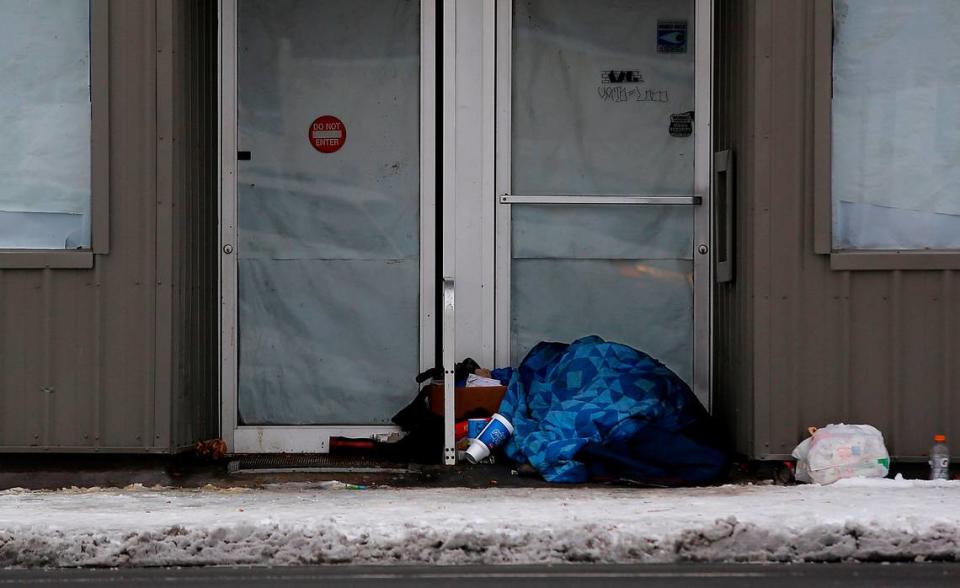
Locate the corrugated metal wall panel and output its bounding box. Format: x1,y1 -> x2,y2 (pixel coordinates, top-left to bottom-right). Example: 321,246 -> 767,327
155,0 -> 176,451
730,0 -> 960,459
760,0 -> 806,458
0,1 -> 161,451
0,272 -> 46,447
713,0 -> 756,457
198,0 -> 218,443
98,0 -> 161,451
770,269 -> 960,459
47,270 -> 100,446
0,0 -> 218,452
170,0 -> 218,448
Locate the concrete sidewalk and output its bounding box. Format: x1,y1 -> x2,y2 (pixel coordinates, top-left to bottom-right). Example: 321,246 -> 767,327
0,477 -> 958,567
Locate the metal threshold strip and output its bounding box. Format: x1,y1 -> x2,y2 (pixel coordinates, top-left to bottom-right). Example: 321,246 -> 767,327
228,454 -> 419,475
499,195 -> 702,205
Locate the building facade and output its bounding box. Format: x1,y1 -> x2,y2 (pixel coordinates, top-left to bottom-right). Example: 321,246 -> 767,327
0,0 -> 956,460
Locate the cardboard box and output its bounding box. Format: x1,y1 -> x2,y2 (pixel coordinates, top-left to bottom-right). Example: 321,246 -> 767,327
427,383 -> 507,420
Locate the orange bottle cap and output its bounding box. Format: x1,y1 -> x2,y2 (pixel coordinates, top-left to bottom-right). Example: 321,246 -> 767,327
934,434 -> 947,442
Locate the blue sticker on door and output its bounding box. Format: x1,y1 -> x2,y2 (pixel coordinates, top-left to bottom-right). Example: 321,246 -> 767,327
657,20 -> 688,54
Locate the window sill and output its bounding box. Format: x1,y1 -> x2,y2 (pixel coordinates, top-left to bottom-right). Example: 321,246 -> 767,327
0,250 -> 95,270
830,250 -> 960,271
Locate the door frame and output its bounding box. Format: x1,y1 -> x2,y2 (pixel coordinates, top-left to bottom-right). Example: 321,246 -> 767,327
491,0 -> 714,409
218,0 -> 438,453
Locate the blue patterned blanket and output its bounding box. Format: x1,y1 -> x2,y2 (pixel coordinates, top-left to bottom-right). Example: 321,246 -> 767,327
498,336 -> 726,484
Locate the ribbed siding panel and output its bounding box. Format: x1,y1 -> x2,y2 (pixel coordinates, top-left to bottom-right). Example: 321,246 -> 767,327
170,0 -> 218,448
713,0 -> 756,456
0,0 -> 218,452
729,0 -> 960,459
0,1 -> 159,451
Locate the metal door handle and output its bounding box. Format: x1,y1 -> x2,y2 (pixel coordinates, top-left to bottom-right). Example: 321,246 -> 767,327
714,150 -> 735,283
499,195 -> 701,205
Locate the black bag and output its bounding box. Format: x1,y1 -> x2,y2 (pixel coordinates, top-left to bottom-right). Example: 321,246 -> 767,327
379,386 -> 444,464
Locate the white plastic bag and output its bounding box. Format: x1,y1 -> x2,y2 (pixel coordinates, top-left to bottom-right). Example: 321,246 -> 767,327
792,424 -> 890,485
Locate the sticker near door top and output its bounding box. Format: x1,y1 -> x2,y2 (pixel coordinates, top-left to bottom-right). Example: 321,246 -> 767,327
670,111 -> 694,137
309,115 -> 346,153
601,70 -> 645,84
657,20 -> 688,53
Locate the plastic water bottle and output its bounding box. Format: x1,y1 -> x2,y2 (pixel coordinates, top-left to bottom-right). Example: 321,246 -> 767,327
930,434 -> 950,480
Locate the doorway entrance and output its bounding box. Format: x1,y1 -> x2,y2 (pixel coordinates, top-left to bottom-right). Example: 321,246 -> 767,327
220,0 -> 711,454
220,0 -> 436,452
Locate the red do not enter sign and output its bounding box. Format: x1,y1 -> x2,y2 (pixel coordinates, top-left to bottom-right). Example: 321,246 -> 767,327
309,115 -> 346,153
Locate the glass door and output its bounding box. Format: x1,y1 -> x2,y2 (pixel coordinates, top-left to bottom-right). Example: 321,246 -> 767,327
221,0 -> 436,452
494,0 -> 711,404
220,0 -> 709,455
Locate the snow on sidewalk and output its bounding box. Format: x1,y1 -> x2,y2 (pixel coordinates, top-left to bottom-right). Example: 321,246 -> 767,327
0,477 -> 958,567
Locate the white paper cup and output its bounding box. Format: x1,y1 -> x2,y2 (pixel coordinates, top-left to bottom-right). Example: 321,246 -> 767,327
490,413 -> 515,435
475,413 -> 514,449
464,439 -> 491,464
464,414 -> 515,464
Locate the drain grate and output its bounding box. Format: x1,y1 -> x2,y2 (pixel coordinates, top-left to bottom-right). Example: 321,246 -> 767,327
228,453 -> 417,475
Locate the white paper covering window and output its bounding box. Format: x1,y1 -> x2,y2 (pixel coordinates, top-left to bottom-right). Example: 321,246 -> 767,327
511,0 -> 695,385
0,0 -> 91,249
236,0 -> 420,425
512,0 -> 695,196
832,0 -> 960,250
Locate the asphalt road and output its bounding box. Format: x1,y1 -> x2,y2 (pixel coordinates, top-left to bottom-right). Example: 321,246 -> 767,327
0,564 -> 958,587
